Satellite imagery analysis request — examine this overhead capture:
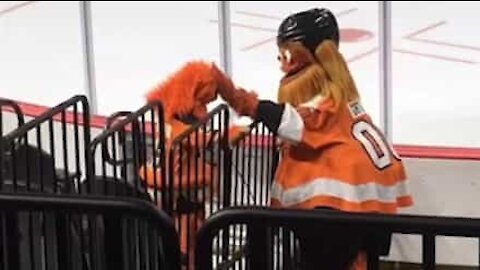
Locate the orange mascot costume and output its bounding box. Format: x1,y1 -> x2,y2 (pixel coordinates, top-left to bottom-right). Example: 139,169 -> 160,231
207,8 -> 413,270
139,61 -> 245,268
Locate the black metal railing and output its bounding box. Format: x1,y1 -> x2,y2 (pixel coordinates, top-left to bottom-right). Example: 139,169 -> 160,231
196,207 -> 480,270
230,120 -> 279,207
88,102 -> 165,203
0,98 -> 25,137
166,104 -> 230,269
0,95 -> 91,195
0,96 -> 293,269
0,193 -> 180,270
223,121 -> 280,269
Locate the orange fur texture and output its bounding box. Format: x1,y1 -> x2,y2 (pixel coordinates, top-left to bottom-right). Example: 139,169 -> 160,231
278,41 -> 316,76
145,61 -> 218,122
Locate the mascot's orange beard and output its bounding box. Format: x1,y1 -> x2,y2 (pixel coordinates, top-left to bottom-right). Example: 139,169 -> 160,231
277,63 -> 327,107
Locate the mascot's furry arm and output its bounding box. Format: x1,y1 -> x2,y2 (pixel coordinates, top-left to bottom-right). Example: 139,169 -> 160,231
139,61 -> 251,189
145,60 -> 252,143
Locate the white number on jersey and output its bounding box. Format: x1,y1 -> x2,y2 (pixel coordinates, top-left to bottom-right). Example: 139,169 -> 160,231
352,121 -> 399,170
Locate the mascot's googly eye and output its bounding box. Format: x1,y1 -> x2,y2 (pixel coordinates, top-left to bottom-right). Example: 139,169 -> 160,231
284,49 -> 292,63
277,50 -> 292,63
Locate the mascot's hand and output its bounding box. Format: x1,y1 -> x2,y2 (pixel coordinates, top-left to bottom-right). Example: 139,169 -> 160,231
211,64 -> 259,118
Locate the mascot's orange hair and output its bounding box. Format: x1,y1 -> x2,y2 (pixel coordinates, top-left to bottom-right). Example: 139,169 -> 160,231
145,61 -> 218,122
144,60 -> 247,148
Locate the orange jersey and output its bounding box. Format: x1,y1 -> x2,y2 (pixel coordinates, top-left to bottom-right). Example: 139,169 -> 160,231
271,95 -> 413,214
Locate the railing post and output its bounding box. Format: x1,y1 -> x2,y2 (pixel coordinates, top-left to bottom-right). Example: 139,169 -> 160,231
423,233 -> 435,270
221,109 -> 232,263
247,223 -> 270,269
366,244 -> 380,270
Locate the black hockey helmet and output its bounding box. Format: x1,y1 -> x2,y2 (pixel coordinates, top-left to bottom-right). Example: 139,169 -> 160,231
277,8 -> 339,53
